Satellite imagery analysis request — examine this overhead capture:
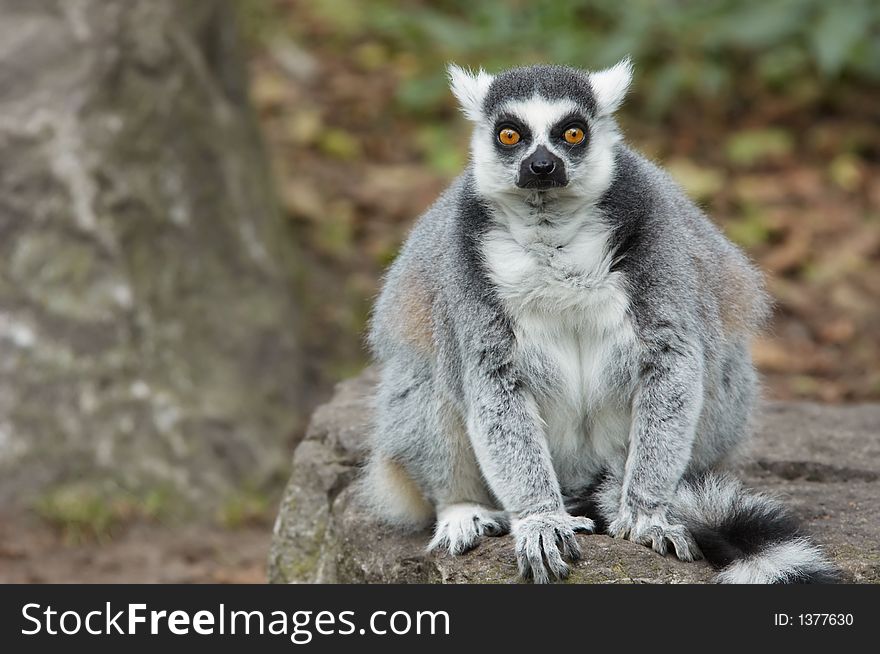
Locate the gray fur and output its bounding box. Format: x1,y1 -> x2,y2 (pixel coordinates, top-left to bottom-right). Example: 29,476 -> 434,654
362,62 -> 834,583
483,64 -> 599,117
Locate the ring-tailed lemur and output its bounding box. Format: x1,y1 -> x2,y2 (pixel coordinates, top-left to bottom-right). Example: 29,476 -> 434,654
361,60 -> 838,584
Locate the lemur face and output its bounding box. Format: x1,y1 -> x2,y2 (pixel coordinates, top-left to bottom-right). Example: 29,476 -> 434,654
490,96 -> 587,191
448,61 -> 633,203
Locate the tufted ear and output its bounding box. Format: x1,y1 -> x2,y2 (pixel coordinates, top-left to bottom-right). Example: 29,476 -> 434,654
589,57 -> 633,115
447,64 -> 494,122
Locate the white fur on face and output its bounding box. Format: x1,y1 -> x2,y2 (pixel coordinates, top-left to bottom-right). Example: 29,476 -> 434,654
565,113 -> 619,207
472,94 -> 621,208
472,96 -> 574,200
499,96 -> 580,148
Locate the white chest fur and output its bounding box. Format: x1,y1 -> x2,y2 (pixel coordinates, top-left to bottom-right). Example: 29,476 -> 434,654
481,207 -> 639,483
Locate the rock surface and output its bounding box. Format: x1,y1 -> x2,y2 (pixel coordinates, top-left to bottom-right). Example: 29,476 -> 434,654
269,371 -> 880,584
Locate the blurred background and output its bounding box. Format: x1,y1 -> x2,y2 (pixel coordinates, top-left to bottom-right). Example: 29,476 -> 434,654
0,0 -> 877,582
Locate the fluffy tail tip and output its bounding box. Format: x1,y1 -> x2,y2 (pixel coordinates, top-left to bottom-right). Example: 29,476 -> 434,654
675,474 -> 841,584
712,537 -> 840,584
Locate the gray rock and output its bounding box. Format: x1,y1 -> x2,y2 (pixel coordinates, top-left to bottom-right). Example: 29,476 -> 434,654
269,371 -> 880,584
0,1 -> 303,509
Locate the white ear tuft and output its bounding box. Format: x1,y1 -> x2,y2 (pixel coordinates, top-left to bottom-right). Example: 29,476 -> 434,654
447,63 -> 494,122
589,57 -> 633,115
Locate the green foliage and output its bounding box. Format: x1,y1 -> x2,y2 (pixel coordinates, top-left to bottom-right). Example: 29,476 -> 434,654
725,128 -> 794,167
234,0 -> 283,44
726,210 -> 774,248
35,484 -> 177,544
285,0 -> 879,117
217,488 -> 272,529
415,125 -> 467,175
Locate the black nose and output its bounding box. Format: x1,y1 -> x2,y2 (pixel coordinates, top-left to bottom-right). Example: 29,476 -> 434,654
529,159 -> 555,175
517,145 -> 567,189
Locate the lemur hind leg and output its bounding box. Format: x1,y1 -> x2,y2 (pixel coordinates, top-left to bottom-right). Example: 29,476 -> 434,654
428,398 -> 510,554
360,454 -> 434,529
362,359 -> 504,554
359,361 -> 439,530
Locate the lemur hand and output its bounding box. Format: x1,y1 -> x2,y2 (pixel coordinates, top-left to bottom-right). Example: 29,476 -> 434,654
608,505 -> 700,562
513,512 -> 595,583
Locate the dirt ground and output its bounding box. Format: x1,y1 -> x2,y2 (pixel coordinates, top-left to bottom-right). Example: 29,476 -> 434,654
0,511 -> 270,584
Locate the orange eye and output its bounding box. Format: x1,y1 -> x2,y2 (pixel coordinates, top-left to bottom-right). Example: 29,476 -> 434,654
563,126 -> 585,144
498,128 -> 521,145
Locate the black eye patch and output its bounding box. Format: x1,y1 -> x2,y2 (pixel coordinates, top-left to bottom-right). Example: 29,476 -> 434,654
551,113 -> 589,145
493,115 -> 530,136
492,115 -> 531,160
549,113 -> 590,163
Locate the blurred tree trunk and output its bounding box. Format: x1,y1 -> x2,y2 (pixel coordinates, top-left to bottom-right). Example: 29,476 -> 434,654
0,0 -> 303,509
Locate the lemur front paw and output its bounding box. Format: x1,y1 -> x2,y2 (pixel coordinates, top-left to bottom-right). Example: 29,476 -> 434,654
608,506 -> 700,562
513,512 -> 595,583
428,504 -> 510,555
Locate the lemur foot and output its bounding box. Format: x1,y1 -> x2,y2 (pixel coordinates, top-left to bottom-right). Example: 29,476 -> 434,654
608,507 -> 700,562
513,512 -> 595,583
428,504 -> 510,555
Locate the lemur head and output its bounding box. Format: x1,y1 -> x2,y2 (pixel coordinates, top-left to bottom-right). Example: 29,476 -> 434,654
448,60 -> 632,205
